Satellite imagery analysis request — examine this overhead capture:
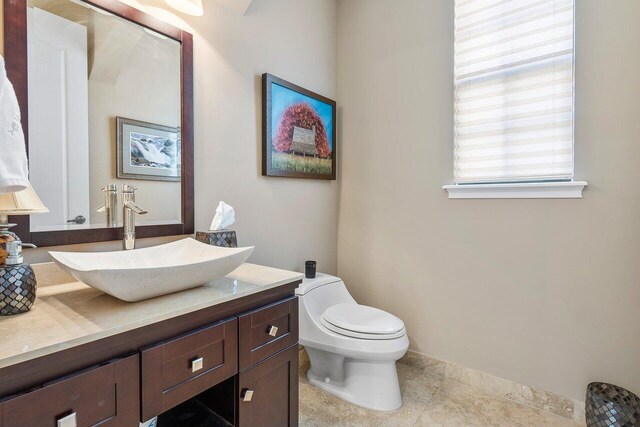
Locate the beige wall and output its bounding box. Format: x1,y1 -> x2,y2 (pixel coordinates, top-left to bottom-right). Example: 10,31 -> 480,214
19,0 -> 339,275
337,0 -> 640,401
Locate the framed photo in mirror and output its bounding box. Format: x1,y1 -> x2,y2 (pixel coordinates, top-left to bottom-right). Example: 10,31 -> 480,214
116,117 -> 181,182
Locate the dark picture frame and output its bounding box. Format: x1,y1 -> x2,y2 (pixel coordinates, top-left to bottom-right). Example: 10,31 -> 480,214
262,73 -> 337,180
116,117 -> 181,182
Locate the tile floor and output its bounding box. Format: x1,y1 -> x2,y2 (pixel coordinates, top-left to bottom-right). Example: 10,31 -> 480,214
299,361 -> 584,426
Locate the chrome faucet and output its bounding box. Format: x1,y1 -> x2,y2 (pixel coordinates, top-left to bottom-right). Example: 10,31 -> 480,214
122,184 -> 148,250
96,184 -> 118,228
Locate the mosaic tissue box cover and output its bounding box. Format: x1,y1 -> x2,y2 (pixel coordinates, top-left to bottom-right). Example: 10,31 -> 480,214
195,231 -> 238,248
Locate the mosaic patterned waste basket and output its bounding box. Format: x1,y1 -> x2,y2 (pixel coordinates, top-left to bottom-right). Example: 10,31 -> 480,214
586,382 -> 640,427
195,230 -> 238,248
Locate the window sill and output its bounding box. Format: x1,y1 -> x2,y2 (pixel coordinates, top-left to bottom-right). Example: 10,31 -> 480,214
442,181 -> 588,199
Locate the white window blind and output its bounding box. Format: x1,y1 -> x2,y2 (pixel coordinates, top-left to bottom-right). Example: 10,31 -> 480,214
454,0 -> 575,184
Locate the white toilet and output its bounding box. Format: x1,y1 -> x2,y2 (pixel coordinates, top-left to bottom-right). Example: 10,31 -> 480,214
296,273 -> 409,411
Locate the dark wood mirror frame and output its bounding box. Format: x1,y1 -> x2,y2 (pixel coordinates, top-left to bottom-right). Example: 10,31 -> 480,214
3,0 -> 194,247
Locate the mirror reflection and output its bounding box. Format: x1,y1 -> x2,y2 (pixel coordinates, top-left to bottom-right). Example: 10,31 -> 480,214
26,0 -> 182,232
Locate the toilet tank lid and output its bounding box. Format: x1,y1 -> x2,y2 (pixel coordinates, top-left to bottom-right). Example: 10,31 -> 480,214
295,273 -> 343,295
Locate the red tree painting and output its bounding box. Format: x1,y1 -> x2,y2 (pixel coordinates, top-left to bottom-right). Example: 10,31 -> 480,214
273,102 -> 331,158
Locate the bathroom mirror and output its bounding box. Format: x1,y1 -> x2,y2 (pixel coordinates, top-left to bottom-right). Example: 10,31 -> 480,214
4,0 -> 194,246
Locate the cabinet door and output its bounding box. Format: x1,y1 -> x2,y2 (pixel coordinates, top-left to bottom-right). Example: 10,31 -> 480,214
238,345 -> 298,427
0,354 -> 139,427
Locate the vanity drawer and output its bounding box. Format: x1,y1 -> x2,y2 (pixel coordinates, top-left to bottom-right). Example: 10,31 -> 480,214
141,317 -> 238,421
0,354 -> 139,427
239,297 -> 298,370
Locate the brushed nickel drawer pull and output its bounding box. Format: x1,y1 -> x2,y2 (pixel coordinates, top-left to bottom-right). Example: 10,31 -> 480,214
242,389 -> 254,402
57,412 -> 77,427
268,325 -> 279,337
191,357 -> 204,372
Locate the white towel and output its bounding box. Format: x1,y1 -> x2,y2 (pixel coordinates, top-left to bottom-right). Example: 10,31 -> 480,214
0,55 -> 28,194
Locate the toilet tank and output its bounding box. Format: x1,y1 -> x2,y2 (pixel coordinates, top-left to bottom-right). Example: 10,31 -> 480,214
296,273 -> 357,319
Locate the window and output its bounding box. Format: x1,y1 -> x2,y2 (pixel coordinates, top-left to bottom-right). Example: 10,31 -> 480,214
453,0 -> 575,185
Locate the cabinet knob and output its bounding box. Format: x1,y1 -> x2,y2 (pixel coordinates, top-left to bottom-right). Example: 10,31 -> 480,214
57,412 -> 77,427
242,389 -> 254,402
268,325 -> 279,337
191,357 -> 204,373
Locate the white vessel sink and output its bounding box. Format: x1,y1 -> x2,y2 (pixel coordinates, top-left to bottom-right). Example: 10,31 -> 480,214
49,238 -> 254,302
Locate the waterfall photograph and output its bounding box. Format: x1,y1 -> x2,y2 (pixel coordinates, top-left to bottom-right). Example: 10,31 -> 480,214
130,132 -> 179,170
117,117 -> 181,182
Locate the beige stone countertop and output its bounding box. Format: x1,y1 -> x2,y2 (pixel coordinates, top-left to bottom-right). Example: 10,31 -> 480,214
0,262 -> 304,369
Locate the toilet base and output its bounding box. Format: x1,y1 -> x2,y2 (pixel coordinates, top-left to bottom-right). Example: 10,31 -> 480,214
305,348 -> 403,411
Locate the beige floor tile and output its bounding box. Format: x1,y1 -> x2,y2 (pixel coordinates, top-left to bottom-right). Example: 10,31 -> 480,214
400,350 -> 447,377
299,362 -> 427,427
397,363 -> 442,403
415,380 -> 582,427
299,361 -> 582,427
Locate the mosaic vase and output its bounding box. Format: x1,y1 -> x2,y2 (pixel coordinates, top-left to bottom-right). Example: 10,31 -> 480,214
586,382 -> 640,427
0,263 -> 37,316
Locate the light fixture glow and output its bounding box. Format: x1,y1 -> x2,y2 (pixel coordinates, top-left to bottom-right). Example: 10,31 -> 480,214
165,0 -> 203,16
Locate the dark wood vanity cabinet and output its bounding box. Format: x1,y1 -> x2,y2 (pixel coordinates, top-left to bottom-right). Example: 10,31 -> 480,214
0,354 -> 139,427
0,288 -> 300,427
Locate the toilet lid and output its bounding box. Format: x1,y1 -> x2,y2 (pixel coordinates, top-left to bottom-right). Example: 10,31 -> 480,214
320,317 -> 406,340
321,303 -> 405,336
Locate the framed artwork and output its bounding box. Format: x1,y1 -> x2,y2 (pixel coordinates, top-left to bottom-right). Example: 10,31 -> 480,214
116,117 -> 181,182
262,73 -> 337,180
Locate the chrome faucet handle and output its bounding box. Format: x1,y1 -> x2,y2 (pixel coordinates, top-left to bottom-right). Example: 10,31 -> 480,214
124,201 -> 148,215
102,184 -> 118,192
122,184 -> 138,193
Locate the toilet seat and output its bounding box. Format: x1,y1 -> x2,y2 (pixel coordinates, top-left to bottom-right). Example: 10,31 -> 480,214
320,303 -> 406,340
320,318 -> 407,340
